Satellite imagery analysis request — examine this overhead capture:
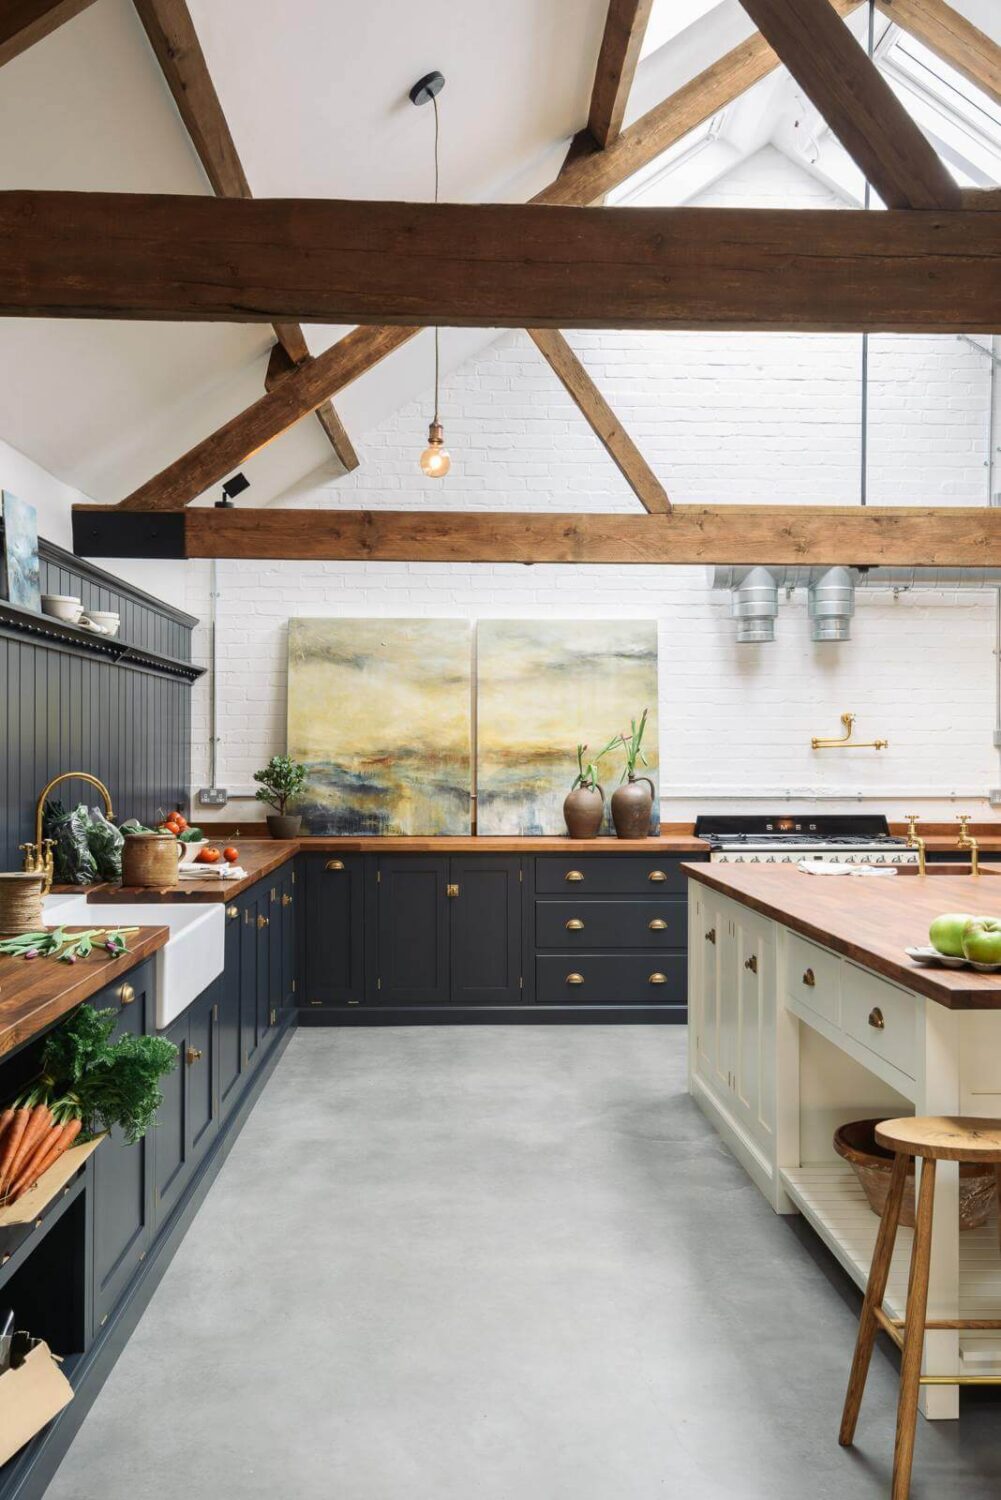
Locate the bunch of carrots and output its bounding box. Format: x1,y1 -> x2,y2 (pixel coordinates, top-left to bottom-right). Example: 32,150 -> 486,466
0,1096 -> 82,1207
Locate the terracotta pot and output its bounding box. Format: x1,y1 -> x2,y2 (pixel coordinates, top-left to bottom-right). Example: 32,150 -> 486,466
834,1119 -> 996,1231
121,832 -> 183,888
267,814 -> 302,839
610,774 -> 655,840
563,784 -> 605,840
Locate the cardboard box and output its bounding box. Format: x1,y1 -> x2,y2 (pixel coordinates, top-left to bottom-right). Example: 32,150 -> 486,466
0,1135 -> 106,1229
0,1342 -> 74,1465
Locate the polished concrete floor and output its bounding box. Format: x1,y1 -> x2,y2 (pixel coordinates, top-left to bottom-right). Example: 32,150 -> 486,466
49,1027 -> 999,1500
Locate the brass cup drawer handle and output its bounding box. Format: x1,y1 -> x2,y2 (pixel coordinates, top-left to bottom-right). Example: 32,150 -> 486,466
566,972 -> 585,985
868,1007 -> 885,1031
185,1047 -> 203,1065
565,870 -> 585,882
258,914 -> 269,929
325,859 -> 345,871
118,982 -> 136,1006
649,919 -> 667,931
705,928 -> 716,945
744,954 -> 758,974
802,968 -> 816,988
565,918 -> 585,931
648,870 -> 667,883
226,904 -> 239,920
648,973 -> 667,985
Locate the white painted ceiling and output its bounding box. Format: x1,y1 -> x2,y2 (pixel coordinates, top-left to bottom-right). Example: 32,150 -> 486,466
0,0 -> 996,514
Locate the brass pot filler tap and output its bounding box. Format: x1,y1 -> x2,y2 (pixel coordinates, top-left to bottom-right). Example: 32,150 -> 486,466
20,772 -> 115,895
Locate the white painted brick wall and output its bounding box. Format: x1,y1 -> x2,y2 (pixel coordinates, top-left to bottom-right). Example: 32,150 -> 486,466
187,149 -> 1001,826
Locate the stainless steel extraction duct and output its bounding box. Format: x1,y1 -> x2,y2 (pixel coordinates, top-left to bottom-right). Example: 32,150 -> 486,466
730,566 -> 779,643
808,567 -> 855,642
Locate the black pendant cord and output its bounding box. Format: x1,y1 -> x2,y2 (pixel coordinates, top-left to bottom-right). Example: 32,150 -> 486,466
432,91 -> 441,426
860,0 -> 876,506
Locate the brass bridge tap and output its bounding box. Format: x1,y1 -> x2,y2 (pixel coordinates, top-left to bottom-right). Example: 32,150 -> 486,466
21,772 -> 115,895
904,813 -> 926,877
956,815 -> 980,878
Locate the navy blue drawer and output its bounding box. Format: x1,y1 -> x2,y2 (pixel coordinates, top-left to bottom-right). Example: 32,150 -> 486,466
536,899 -> 686,949
535,856 -> 686,896
536,953 -> 687,1005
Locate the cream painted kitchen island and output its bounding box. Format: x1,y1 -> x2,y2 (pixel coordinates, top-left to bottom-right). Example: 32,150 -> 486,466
684,861 -> 1001,1420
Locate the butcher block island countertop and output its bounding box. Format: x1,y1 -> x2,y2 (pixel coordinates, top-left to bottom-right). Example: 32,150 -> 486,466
0,925 -> 168,1058
684,861 -> 1001,1009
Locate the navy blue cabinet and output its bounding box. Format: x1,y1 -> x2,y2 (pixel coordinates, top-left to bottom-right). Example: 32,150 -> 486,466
375,857 -> 451,1006
219,901 -> 244,1113
301,854 -> 366,1010
154,981 -> 220,1231
449,855 -> 522,1007
90,958 -> 156,1331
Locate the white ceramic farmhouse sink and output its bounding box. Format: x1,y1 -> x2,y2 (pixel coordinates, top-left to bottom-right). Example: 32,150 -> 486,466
43,894 -> 224,1031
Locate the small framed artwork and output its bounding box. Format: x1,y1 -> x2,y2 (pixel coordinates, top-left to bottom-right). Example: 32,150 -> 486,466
1,491 -> 40,611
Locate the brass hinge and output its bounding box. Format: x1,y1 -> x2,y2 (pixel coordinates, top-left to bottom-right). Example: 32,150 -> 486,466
291,869 -> 296,885
518,868 -> 523,882
271,888 -> 276,903
376,869 -> 381,883
519,976 -> 524,990
348,999 -> 360,1005
377,977 -> 382,990
310,999 -> 323,1006
291,978 -> 296,993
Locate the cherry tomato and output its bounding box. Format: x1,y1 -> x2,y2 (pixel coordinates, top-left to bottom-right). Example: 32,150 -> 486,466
172,813 -> 188,831
223,846 -> 239,863
195,846 -> 222,864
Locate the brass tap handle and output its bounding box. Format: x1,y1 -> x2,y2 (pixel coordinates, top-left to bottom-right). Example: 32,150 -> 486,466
905,813 -> 920,838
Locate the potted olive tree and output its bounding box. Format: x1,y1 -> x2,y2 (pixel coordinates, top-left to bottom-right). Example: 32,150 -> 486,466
254,755 -> 307,838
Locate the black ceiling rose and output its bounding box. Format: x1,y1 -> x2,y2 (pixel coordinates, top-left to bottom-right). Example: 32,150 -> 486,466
409,71 -> 445,107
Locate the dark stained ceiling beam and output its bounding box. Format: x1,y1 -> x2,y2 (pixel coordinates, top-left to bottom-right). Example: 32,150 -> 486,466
0,0 -> 95,67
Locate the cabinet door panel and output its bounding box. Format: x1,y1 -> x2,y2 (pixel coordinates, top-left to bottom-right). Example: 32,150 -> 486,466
91,960 -> 155,1329
695,895 -> 721,1082
188,982 -> 219,1155
241,894 -> 261,1071
303,855 -> 365,1007
153,1011 -> 189,1229
219,903 -> 243,1112
282,869 -> 296,1008
450,857 -> 521,1006
375,857 -> 449,1005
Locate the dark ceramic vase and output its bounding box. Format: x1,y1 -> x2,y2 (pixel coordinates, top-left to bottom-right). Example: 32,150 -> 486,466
563,784 -> 605,840
610,774 -> 654,840
267,813 -> 302,839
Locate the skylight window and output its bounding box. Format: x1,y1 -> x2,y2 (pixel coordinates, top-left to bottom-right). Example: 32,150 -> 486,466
878,30 -> 1001,186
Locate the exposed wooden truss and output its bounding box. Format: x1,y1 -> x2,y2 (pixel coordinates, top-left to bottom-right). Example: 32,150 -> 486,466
116,326 -> 416,511
0,0 -> 94,66
72,504 -> 1001,568
739,0 -> 959,208
131,0 -> 357,471
6,193 -> 997,332
527,330 -> 669,514
586,0 -> 654,149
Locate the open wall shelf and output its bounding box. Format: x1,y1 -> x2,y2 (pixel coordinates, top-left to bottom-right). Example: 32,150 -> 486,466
0,601 -> 204,683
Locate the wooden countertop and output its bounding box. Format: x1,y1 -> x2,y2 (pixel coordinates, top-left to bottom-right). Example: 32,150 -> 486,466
683,862 -> 1001,1009
0,926 -> 168,1060
86,841 -> 300,904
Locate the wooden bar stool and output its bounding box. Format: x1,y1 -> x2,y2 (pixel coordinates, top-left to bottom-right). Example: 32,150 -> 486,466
839,1116 -> 1001,1500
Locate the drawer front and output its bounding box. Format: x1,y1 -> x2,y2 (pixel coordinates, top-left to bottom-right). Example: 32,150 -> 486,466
536,953 -> 687,1005
535,856 -> 686,896
785,932 -> 841,1026
536,899 -> 686,949
842,963 -> 916,1080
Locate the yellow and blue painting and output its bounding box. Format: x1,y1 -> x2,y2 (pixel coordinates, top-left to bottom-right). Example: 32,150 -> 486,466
1,491 -> 40,611
476,619 -> 659,835
287,618 -> 472,835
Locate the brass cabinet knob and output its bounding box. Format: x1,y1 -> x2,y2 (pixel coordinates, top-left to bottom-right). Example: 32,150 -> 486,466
566,972 -> 585,985
185,1047 -> 203,1065
118,982 -> 135,1006
565,870 -> 584,882
648,918 -> 667,931
648,870 -> 667,882
705,927 -> 716,945
868,1007 -> 885,1031
802,968 -> 816,987
446,883 -> 460,898
257,914 -> 269,929
226,904 -> 239,920
282,893 -> 292,907
744,954 -> 758,974
565,918 -> 585,931
648,973 -> 667,985
325,859 -> 345,871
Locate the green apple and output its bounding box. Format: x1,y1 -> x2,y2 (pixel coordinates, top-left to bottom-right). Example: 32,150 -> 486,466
962,917 -> 1001,965
929,913 -> 977,957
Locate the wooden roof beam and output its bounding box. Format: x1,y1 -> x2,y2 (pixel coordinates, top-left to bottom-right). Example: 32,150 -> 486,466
875,0 -> 1001,109
131,0 -> 357,471
738,0 -> 960,208
72,504 -> 1001,569
0,0 -> 95,67
527,329 -> 669,513
587,0 -> 655,149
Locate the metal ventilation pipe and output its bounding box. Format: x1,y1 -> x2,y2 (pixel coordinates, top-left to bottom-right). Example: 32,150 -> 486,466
711,566 -> 1001,591
729,566 -> 778,643
808,566 -> 855,642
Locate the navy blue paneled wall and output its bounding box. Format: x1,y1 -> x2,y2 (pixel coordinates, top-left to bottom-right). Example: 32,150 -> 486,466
0,530 -> 198,869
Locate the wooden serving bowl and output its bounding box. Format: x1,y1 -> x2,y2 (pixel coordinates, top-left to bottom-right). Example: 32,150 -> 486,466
834,1118 -> 996,1230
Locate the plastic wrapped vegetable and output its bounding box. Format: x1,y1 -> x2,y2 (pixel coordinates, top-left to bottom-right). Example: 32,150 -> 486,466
86,805 -> 124,880
44,801 -> 99,886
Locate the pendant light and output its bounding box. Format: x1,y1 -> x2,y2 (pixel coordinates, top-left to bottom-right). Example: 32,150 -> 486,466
410,70 -> 451,479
